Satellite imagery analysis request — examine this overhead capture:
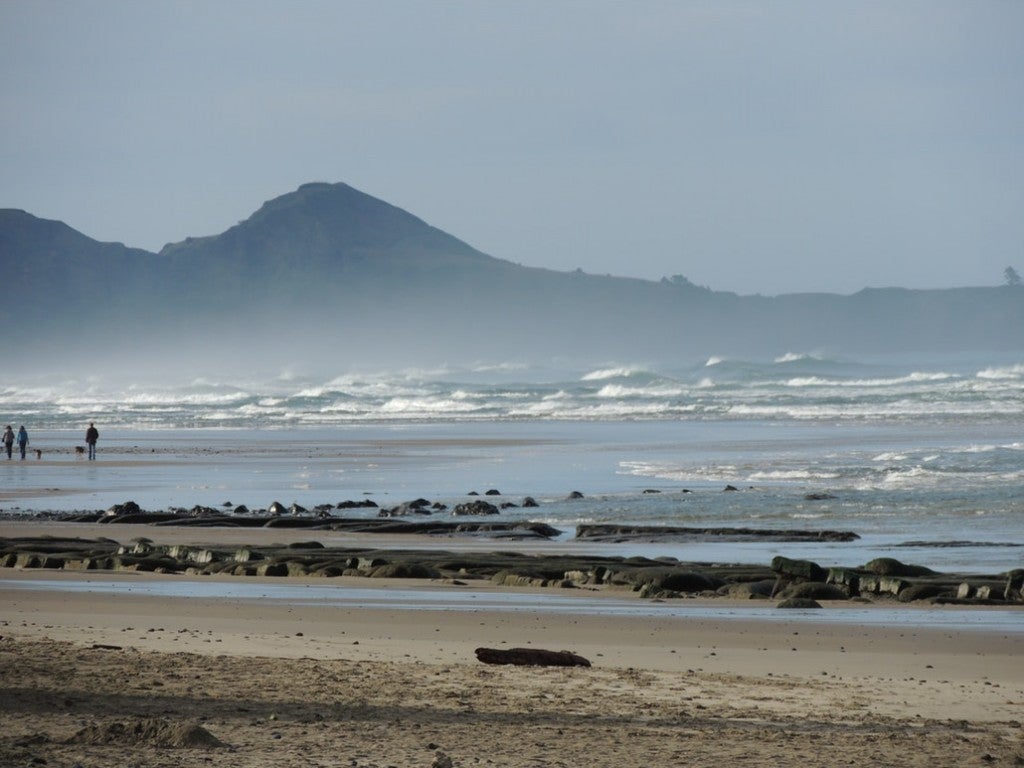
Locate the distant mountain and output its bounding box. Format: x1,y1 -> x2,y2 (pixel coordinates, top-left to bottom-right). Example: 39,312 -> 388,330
1,182 -> 1021,372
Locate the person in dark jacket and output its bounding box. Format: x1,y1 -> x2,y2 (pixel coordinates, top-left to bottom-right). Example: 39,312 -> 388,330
2,425 -> 13,459
16,426 -> 28,460
85,422 -> 99,460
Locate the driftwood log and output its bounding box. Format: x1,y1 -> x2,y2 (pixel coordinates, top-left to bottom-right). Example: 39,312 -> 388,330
474,647 -> 591,667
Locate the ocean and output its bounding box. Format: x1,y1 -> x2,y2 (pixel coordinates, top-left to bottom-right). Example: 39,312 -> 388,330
1,351 -> 1021,574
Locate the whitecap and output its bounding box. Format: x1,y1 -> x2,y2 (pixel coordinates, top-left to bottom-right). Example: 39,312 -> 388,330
581,366 -> 644,381
976,363 -> 1024,380
774,352 -> 823,364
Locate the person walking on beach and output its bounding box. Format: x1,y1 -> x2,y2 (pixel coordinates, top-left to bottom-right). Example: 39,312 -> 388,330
16,426 -> 28,460
85,422 -> 99,460
2,425 -> 13,459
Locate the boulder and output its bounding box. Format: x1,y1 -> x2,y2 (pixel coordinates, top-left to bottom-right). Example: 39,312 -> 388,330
771,556 -> 826,582
897,583 -> 948,602
337,499 -> 378,509
777,598 -> 822,609
452,500 -> 500,516
106,501 -> 141,516
635,569 -> 724,594
718,580 -> 775,599
862,558 -> 936,577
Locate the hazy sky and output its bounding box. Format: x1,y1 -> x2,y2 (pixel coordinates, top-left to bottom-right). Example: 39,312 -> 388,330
2,1 -> 1021,295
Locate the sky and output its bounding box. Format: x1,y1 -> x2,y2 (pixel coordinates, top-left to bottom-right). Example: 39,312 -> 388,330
1,1 -> 1022,296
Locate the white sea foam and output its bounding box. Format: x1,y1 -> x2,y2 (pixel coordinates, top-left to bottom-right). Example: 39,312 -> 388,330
976,363 -> 1024,379
595,384 -> 685,399
748,470 -> 840,481
873,452 -> 907,462
581,366 -> 644,381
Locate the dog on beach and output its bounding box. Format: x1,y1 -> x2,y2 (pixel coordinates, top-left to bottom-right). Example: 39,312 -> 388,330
34,449 -> 41,460
74,446 -> 86,457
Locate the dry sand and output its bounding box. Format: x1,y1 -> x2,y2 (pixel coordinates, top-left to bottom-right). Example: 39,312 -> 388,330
2,524 -> 1023,767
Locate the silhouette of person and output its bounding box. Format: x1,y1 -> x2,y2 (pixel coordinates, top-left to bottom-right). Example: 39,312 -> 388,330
85,422 -> 99,460
16,426 -> 28,460
2,425 -> 13,459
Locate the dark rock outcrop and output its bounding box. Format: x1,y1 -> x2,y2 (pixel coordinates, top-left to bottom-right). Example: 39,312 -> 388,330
862,558 -> 936,577
777,598 -> 822,609
452,500 -> 500,516
576,525 -> 859,544
475,647 -> 591,667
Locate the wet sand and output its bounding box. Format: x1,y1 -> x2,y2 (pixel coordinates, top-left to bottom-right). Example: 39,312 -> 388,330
2,520 -> 1023,767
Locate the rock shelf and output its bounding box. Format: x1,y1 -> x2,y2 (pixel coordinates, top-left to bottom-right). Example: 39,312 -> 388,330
1,530 -> 1020,608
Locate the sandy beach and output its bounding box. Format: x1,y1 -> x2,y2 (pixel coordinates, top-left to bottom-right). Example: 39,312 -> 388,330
2,520 -> 1023,767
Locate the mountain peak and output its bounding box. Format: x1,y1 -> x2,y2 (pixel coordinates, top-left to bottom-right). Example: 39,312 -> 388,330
159,181 -> 481,263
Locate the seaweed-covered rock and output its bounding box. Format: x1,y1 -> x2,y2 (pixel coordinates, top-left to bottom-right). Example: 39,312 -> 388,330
771,556 -> 826,581
369,562 -> 441,579
862,558 -> 936,577
897,583 -> 949,602
718,579 -> 775,599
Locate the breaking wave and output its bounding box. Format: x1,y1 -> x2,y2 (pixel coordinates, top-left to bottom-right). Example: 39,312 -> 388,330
2,353 -> 1021,429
